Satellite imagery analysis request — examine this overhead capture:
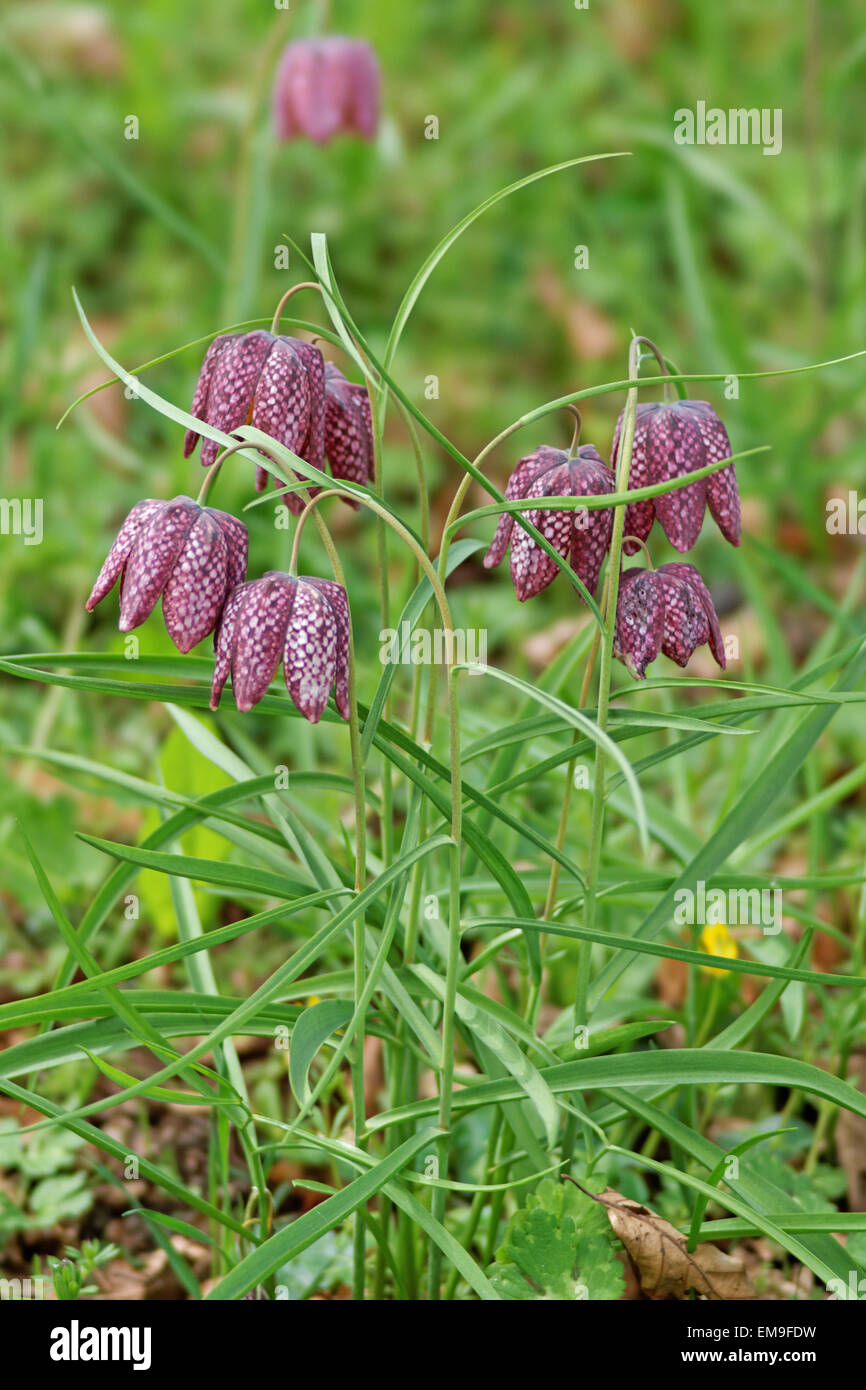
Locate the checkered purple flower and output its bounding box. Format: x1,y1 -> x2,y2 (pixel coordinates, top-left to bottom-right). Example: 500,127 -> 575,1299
483,444 -> 615,601
613,561 -> 726,679
273,37 -> 380,145
612,400 -> 739,553
85,496 -> 248,653
209,572 -> 350,723
323,363 -> 374,504
183,330 -> 326,512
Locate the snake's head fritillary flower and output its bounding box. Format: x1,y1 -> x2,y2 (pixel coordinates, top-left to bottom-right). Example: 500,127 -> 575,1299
184,331 -> 326,511
209,572 -> 350,723
322,363 -> 374,504
613,561 -> 726,679
272,37 -> 380,145
612,400 -> 739,553
85,497 -> 248,654
483,444 -> 615,601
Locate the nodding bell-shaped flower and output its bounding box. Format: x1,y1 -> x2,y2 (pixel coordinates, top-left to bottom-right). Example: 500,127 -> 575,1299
613,561 -> 726,680
85,497 -> 248,653
183,330 -> 326,511
323,363 -> 374,502
272,37 -> 380,145
483,444 -> 615,601
612,400 -> 740,553
209,572 -> 350,723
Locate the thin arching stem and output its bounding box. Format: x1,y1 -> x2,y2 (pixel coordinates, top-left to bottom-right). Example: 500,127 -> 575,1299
270,281 -> 323,335
567,405 -> 582,453
633,335 -> 679,404
195,438 -> 267,505
621,534 -> 655,569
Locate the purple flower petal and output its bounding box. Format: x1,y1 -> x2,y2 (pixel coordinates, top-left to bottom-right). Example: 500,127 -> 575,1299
86,499 -> 162,611
162,510 -> 230,653
323,364 -> 374,502
659,561 -> 726,668
210,583 -> 249,710
508,447 -> 614,602
273,38 -> 380,145
483,446 -> 567,571
306,577 -> 351,719
207,507 -> 249,599
349,382 -> 374,478
293,341 -> 327,474
345,41 -> 380,139
229,575 -> 296,713
567,449 -> 615,598
184,335 -> 238,458
249,338 -> 310,450
275,39 -> 349,146
613,568 -> 665,679
250,340 -> 313,509
684,401 -> 740,546
509,462 -> 575,601
654,568 -> 706,667
119,497 -> 199,632
200,331 -> 274,469
283,579 -> 338,723
645,405 -> 708,552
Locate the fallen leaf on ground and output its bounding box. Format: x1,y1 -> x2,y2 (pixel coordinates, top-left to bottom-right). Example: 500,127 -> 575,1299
581,1185 -> 756,1301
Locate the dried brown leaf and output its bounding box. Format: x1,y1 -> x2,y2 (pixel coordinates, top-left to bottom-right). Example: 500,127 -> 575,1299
591,1187 -> 756,1301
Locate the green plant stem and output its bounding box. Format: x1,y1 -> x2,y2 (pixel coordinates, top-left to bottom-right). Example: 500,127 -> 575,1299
291,485 -> 463,1300
541,628 -> 601,922
443,1108 -> 504,1299
195,438 -> 267,505
241,445 -> 370,1297
577,337 -> 642,1014
561,337 -> 642,1172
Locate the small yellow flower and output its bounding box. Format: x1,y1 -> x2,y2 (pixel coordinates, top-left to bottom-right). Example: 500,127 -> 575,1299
699,922 -> 738,976
306,994 -> 322,1007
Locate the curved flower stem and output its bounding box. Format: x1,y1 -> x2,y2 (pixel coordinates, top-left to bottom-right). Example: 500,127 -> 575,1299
622,535 -> 655,568
567,405 -> 582,453
270,281 -> 323,335
292,485 -> 462,1299
633,335 -> 678,405
195,438 -> 268,505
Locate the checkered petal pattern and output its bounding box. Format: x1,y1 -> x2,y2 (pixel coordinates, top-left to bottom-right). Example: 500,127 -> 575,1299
681,401 -> 740,545
208,572 -> 351,723
185,332 -> 330,507
322,363 -> 375,506
612,399 -> 739,552
483,446 -> 567,571
612,568 -> 666,680
86,496 -> 248,654
614,562 -> 726,680
489,444 -> 615,601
